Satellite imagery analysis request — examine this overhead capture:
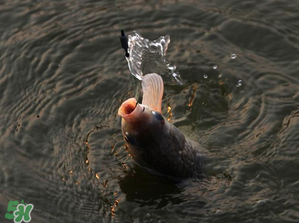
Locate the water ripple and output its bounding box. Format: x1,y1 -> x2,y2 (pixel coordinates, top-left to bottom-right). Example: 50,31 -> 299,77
1,0 -> 299,222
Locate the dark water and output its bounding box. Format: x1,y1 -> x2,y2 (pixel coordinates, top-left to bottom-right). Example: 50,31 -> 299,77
1,0 -> 299,222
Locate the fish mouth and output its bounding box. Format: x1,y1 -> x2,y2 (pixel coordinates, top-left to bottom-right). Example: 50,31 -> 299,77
118,98 -> 139,118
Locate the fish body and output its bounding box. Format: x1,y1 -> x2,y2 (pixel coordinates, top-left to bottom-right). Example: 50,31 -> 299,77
118,74 -> 205,178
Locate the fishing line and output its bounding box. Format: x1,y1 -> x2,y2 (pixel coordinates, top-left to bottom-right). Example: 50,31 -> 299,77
131,75 -> 140,101
114,0 -> 123,30
114,0 -> 140,101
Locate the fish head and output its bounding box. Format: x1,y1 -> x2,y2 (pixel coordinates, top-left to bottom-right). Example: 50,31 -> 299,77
118,73 -> 165,139
118,73 -> 167,165
118,97 -> 166,164
118,97 -> 165,141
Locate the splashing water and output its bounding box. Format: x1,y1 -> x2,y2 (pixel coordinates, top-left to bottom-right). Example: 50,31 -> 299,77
126,32 -> 182,84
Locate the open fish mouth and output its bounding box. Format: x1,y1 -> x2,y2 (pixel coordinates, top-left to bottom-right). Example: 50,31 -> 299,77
118,98 -> 138,118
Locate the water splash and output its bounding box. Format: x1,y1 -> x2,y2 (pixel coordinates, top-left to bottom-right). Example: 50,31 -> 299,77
126,32 -> 182,84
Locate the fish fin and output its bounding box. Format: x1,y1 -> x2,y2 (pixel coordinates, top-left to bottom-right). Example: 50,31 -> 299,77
142,73 -> 164,113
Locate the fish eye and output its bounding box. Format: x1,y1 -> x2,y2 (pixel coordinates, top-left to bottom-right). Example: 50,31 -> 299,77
151,111 -> 164,123
124,132 -> 136,145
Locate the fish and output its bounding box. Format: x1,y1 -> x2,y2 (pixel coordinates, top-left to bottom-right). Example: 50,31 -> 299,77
118,73 -> 205,178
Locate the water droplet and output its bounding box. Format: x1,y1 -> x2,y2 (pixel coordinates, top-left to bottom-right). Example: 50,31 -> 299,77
236,80 -> 242,87
213,65 -> 217,69
203,74 -> 208,79
231,54 -> 237,59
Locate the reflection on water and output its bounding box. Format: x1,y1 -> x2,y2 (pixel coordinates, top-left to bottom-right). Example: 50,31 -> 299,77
119,165 -> 184,208
0,0 -> 299,222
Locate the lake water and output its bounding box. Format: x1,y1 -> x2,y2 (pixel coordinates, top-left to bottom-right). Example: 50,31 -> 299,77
1,0 -> 299,222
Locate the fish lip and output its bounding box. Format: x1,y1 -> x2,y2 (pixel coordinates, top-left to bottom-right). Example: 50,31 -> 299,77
118,98 -> 140,119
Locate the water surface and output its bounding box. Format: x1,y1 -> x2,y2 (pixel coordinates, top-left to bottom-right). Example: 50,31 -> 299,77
0,0 -> 299,222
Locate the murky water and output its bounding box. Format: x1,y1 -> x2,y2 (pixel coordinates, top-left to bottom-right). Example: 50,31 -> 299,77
1,0 -> 299,222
